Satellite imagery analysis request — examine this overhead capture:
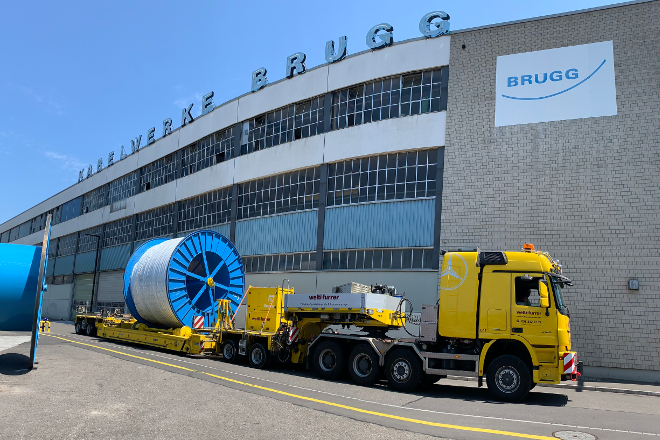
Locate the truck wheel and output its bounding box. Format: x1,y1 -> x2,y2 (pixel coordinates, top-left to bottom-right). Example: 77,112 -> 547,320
75,322 -> 82,334
486,355 -> 531,402
385,349 -> 422,392
312,340 -> 345,380
348,344 -> 380,386
248,343 -> 272,369
221,340 -> 239,363
85,323 -> 95,336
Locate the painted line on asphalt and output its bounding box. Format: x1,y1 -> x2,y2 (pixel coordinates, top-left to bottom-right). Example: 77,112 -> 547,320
48,332 -> 660,438
48,334 -> 556,440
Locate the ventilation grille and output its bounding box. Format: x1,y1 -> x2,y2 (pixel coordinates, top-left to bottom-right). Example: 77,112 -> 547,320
480,252 -> 507,266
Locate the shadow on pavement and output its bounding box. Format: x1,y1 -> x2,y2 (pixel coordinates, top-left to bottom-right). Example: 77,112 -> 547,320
0,353 -> 32,375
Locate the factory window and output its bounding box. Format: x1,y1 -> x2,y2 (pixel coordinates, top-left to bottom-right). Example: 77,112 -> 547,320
60,197 -> 82,223
57,233 -> 78,257
50,274 -> 74,285
177,188 -> 232,234
327,149 -> 437,207
331,68 -> 446,131
135,204 -> 175,241
30,213 -> 48,235
0,230 -> 8,243
17,221 -> 31,239
82,185 -> 107,214
9,226 -> 19,242
107,171 -> 138,205
140,153 -> 177,193
243,252 -> 317,273
48,238 -> 58,258
77,225 -> 103,253
103,217 -> 134,248
49,206 -> 62,226
322,247 -> 433,271
240,96 -> 324,155
237,167 -> 320,220
181,126 -> 234,178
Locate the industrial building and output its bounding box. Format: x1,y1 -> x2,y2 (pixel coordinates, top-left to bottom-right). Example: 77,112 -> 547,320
1,0 -> 658,381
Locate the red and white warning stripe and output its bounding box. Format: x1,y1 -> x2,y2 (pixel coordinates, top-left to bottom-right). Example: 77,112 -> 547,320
193,316 -> 204,329
199,341 -> 205,353
287,327 -> 300,345
563,353 -> 577,374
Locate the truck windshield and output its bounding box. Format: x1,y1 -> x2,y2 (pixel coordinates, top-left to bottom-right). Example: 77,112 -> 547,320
550,276 -> 569,316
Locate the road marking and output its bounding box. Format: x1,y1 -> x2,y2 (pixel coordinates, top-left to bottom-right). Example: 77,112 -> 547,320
49,333 -> 660,438
48,334 -> 554,440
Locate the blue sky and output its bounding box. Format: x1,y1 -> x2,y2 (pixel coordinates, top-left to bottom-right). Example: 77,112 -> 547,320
0,0 -> 616,224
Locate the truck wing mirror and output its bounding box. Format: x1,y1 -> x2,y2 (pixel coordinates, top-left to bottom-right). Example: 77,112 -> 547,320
539,281 -> 550,309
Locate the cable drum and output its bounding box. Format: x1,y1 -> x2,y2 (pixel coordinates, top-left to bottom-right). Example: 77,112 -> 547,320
124,230 -> 245,329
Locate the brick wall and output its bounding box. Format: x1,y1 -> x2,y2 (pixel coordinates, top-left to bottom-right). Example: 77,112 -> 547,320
442,0 -> 660,371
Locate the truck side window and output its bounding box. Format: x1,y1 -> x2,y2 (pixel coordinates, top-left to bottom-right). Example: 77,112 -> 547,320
514,276 -> 541,307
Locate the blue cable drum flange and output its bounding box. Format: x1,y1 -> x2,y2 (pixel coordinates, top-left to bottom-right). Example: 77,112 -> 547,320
124,230 -> 245,329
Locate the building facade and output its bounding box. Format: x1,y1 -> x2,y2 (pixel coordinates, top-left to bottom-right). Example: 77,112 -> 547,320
1,0 -> 658,380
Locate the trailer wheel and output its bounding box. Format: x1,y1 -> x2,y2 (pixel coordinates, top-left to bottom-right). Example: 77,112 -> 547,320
311,340 -> 345,380
348,344 -> 380,386
385,349 -> 422,392
75,322 -> 82,335
221,340 -> 240,363
248,343 -> 272,369
85,323 -> 95,337
486,355 -> 531,402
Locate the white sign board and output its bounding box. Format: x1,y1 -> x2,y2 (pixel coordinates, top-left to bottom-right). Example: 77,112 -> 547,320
495,41 -> 617,127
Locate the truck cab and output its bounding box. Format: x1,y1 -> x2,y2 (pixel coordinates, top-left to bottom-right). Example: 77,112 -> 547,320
422,244 -> 578,400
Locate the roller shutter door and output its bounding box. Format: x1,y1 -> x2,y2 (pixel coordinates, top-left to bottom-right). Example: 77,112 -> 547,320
42,284 -> 73,321
97,270 -> 125,303
73,274 -> 95,302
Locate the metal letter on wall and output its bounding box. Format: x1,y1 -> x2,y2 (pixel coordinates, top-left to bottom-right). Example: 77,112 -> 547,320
181,104 -> 194,127
251,68 -> 267,92
325,36 -> 347,63
108,151 -> 114,167
163,118 -> 172,137
285,52 -> 307,78
97,158 -> 103,173
366,23 -> 393,50
419,11 -> 450,38
120,145 -> 128,160
86,164 -> 93,179
130,135 -> 142,154
78,169 -> 84,182
202,91 -> 214,115
147,127 -> 156,145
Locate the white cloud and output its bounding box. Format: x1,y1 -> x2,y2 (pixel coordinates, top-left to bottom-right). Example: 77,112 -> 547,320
16,86 -> 66,116
43,150 -> 87,173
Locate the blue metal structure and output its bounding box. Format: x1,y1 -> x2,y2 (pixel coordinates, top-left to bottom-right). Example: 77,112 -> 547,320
0,216 -> 51,369
124,230 -> 245,329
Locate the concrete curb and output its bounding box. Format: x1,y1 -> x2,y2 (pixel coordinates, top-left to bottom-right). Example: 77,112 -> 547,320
445,376 -> 660,397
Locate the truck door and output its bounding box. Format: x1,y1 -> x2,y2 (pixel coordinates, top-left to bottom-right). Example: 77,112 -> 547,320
478,270 -> 511,338
510,274 -> 558,348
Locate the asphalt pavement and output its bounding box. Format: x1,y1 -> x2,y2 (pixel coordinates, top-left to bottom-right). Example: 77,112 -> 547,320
1,322 -> 659,440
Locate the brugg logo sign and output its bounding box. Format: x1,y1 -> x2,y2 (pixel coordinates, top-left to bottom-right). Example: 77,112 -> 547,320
494,41 -> 617,126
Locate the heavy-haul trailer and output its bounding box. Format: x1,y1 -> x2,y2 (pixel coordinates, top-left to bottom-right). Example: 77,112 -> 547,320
213,244 -> 581,401
75,242 -> 580,401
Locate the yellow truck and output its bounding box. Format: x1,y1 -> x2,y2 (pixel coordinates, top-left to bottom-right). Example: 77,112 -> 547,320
215,244 -> 579,401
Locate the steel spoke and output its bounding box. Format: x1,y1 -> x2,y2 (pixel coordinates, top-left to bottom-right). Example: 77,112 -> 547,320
202,251 -> 210,278
184,271 -> 207,282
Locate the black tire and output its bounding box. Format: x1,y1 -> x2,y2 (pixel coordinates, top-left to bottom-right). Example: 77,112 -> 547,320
248,343 -> 272,369
75,322 -> 82,334
529,382 -> 537,390
85,323 -> 95,336
311,340 -> 345,380
385,349 -> 422,392
348,344 -> 381,386
486,355 -> 531,402
221,340 -> 239,363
